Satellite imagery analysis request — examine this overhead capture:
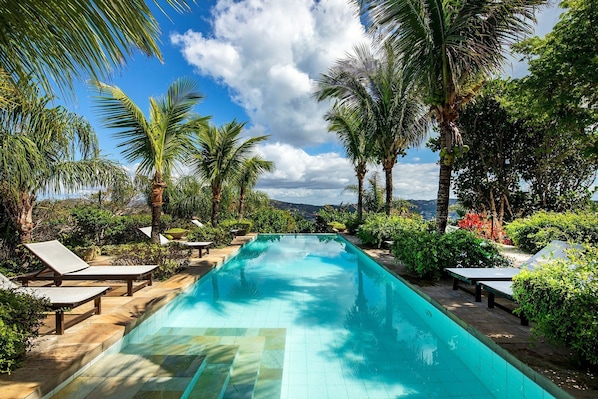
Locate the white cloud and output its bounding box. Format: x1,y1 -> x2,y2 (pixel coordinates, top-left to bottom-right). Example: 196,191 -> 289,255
250,143 -> 441,205
171,0 -> 366,147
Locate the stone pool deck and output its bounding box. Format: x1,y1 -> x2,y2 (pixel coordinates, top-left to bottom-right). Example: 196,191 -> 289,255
0,234 -> 595,398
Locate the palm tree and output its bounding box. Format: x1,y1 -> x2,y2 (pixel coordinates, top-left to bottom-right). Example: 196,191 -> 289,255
0,78 -> 129,243
325,103 -> 375,222
315,42 -> 429,216
235,156 -> 275,220
93,77 -> 210,243
192,120 -> 269,226
360,0 -> 544,232
0,0 -> 191,95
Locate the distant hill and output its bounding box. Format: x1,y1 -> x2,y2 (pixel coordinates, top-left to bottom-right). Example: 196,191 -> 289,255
269,199 -> 457,221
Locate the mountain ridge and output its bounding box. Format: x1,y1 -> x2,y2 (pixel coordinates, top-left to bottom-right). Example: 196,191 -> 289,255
269,199 -> 457,220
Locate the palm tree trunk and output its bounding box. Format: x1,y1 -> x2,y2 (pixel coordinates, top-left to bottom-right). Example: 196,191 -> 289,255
383,161 -> 394,216
16,192 -> 35,243
150,173 -> 166,244
436,123 -> 453,234
238,186 -> 246,220
357,170 -> 365,223
212,185 -> 222,227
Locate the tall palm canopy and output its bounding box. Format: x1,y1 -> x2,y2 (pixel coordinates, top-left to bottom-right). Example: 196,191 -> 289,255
93,77 -> 210,243
0,78 -> 129,243
325,103 -> 375,222
192,120 -> 270,226
315,42 -> 429,215
0,0 -> 192,95
359,0 -> 545,232
236,156 -> 275,220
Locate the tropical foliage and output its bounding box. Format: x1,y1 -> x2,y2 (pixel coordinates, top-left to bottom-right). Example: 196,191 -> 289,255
235,156 -> 275,219
356,213 -> 425,248
0,289 -> 49,373
513,245 -> 598,365
0,78 -> 129,243
191,120 -> 270,226
505,211 -> 598,253
393,229 -> 511,280
360,0 -> 546,233
324,103 -> 374,222
0,0 -> 192,95
315,42 -> 428,216
511,0 -> 598,157
93,77 -> 210,243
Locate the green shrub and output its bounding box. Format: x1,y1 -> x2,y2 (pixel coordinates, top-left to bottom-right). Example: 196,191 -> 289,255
313,205 -> 360,233
505,211 -> 598,253
249,207 -> 298,233
356,214 -> 426,248
187,225 -> 230,247
108,243 -> 190,281
0,289 -> 49,374
512,245 -> 598,365
393,229 -> 511,280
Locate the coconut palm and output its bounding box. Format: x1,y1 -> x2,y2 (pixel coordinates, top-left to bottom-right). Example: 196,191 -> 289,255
325,103 -> 376,222
0,78 -> 129,243
93,77 -> 210,243
192,120 -> 269,226
0,0 -> 191,95
235,156 -> 275,220
315,42 -> 429,216
360,0 -> 544,232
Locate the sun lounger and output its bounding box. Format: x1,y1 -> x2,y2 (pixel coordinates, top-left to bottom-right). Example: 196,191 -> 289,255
19,240 -> 157,296
445,240 -> 575,301
139,227 -> 213,258
478,280 -> 529,326
1,273 -> 110,334
191,219 -> 204,228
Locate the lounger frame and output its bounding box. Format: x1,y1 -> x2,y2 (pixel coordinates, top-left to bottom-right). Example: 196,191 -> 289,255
478,281 -> 528,326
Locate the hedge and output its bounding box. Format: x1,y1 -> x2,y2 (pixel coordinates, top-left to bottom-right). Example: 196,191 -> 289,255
393,229 -> 511,280
512,245 -> 598,365
505,211 -> 598,253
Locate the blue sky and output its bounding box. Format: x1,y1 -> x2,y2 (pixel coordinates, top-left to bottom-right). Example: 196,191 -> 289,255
59,0 -> 564,206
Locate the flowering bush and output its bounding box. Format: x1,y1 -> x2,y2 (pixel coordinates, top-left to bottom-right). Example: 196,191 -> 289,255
458,212 -> 510,244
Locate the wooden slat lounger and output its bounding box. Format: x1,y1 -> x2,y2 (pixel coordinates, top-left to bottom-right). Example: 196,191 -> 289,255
1,273 -> 109,334
19,240 -> 157,296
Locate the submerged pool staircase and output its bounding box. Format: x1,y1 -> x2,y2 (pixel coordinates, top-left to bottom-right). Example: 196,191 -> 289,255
51,327 -> 285,399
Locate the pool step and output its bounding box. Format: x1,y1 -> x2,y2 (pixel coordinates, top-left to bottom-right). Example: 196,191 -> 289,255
52,328 -> 284,399
154,328 -> 264,399
153,327 -> 286,399
183,344 -> 239,399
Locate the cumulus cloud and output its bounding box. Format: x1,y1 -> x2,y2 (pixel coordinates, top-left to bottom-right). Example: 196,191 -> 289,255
249,143 -> 441,205
171,0 -> 366,147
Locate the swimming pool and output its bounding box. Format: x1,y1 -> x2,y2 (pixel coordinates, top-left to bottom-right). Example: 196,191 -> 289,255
51,234 -> 563,398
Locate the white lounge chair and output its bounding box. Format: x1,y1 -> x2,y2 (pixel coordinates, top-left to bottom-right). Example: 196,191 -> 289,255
191,219 -> 204,228
139,227 -> 213,258
445,240 -> 577,302
19,240 -> 157,296
1,273 -> 110,334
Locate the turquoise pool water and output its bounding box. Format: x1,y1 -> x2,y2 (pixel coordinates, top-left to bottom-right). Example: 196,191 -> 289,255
54,234 -> 560,398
